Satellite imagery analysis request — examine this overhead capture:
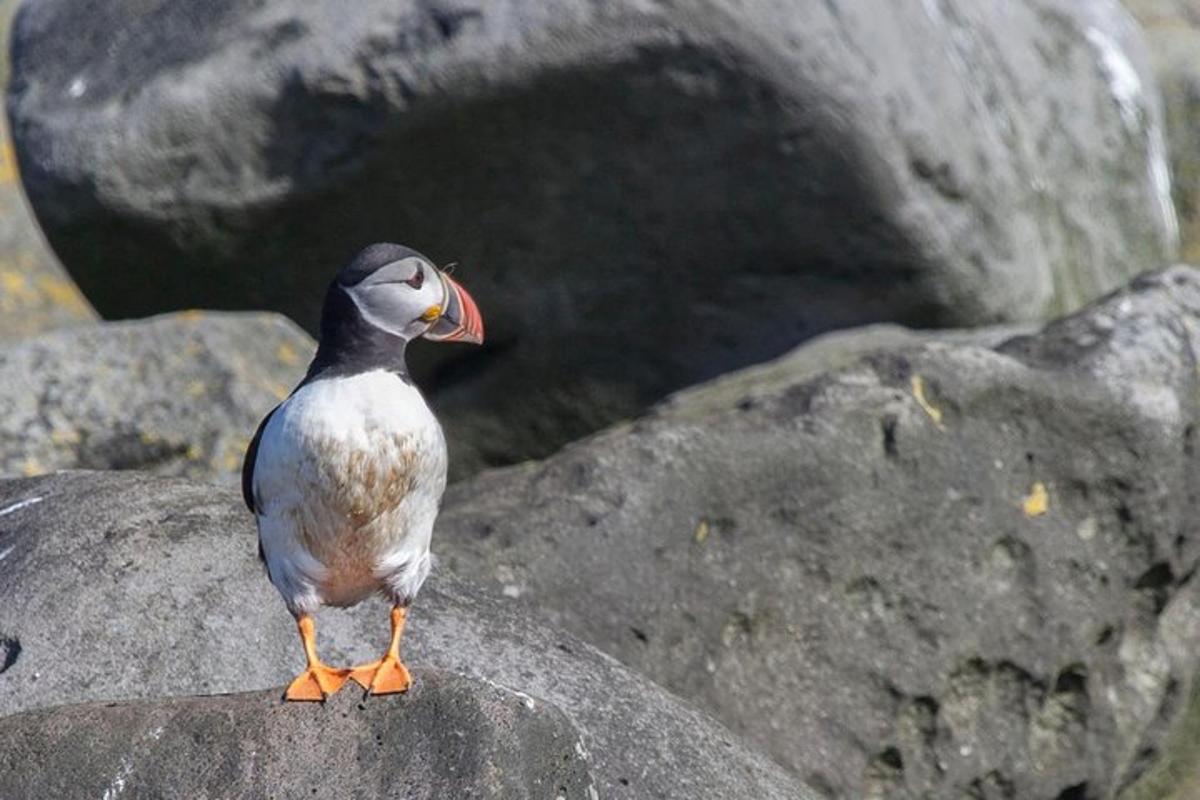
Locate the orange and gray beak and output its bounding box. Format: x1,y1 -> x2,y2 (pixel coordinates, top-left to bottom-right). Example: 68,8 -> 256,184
423,271 -> 484,344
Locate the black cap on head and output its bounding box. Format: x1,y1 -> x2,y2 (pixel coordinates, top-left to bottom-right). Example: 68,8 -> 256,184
337,243 -> 430,286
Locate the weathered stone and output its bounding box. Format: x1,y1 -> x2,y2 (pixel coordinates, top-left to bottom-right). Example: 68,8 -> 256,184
0,0 -> 93,340
657,322 -> 1030,422
0,673 -> 594,800
8,0 -> 1177,477
0,310 -> 311,482
0,471 -> 813,800
1124,0 -> 1200,260
435,267 -> 1200,798
1118,578 -> 1200,800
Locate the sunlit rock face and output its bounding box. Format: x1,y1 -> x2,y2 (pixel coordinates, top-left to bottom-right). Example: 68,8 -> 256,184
436,267 -> 1200,799
0,471 -> 816,800
0,311 -> 312,483
6,0 -> 1178,478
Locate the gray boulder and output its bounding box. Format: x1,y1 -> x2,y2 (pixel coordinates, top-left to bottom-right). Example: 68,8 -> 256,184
0,310 -> 311,482
8,0 -> 1177,477
1123,0 -> 1200,261
657,321 -> 1031,420
0,673 -> 594,800
0,471 -> 814,800
435,266 -> 1200,798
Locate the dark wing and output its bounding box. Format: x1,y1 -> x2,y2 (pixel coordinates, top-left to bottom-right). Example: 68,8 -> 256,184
242,405 -> 279,514
243,406 -> 281,566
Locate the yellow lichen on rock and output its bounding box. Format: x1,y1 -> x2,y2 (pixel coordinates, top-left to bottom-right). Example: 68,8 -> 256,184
36,275 -> 91,314
276,343 -> 299,365
223,436 -> 250,472
910,375 -> 944,428
0,269 -> 36,302
0,256 -> 95,336
0,141 -> 18,185
1023,481 -> 1049,517
49,428 -> 80,445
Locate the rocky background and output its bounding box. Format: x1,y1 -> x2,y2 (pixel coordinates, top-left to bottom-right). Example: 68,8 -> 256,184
0,1 -> 1198,798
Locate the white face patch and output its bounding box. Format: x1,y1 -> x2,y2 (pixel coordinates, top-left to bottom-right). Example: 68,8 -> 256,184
343,257 -> 447,340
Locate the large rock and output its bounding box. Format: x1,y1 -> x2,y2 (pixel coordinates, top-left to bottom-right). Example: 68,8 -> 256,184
0,0 -> 93,340
0,471 -> 813,800
8,0 -> 1177,477
1117,575 -> 1200,800
0,673 -> 594,799
434,266 -> 1200,798
1124,0 -> 1200,261
0,310 -> 311,482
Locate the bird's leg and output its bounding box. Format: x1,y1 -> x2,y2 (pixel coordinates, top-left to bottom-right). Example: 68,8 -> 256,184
284,614 -> 350,702
350,605 -> 413,695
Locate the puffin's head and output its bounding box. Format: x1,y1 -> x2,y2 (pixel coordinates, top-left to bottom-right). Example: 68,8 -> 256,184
334,243 -> 484,344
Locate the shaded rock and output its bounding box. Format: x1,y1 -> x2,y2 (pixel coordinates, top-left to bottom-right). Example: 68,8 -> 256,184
0,471 -> 813,800
435,266 -> 1200,798
0,0 -> 93,340
0,310 -> 311,481
1118,577 -> 1200,800
1124,0 -> 1200,260
8,0 -> 1177,478
0,672 -> 594,800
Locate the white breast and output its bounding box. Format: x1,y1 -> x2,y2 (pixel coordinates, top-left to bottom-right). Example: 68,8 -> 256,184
252,369 -> 447,613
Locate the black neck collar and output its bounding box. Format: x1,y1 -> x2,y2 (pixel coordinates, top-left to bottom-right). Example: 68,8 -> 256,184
302,282 -> 411,384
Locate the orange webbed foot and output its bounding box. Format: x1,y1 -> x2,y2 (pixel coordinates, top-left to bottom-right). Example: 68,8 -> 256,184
352,605 -> 413,696
350,654 -> 412,695
284,614 -> 350,702
285,663 -> 351,702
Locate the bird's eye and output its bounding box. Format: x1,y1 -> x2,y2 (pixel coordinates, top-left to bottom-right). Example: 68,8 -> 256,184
405,266 -> 425,289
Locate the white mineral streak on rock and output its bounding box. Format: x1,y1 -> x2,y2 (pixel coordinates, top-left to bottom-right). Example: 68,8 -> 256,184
0,496 -> 43,518
1087,27 -> 1180,250
100,756 -> 133,800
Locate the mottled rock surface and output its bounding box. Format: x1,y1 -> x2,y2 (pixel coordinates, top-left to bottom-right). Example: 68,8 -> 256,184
0,471 -> 813,800
0,673 -> 594,800
435,267 -> 1200,798
8,0 -> 1176,477
0,310 -> 311,482
1117,578 -> 1200,800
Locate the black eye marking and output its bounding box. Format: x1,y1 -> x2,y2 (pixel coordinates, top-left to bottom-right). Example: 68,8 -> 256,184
405,265 -> 425,289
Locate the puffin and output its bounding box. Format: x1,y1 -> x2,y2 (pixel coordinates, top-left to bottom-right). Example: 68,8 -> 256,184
242,243 -> 484,701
